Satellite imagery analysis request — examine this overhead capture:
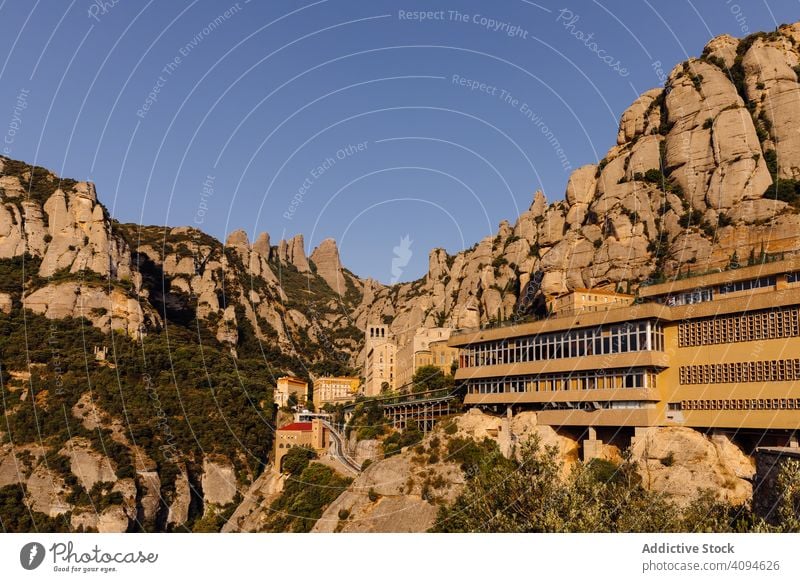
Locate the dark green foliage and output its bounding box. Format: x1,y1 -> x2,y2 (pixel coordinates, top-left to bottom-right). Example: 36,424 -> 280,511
679,208 -> 704,228
191,495 -> 242,533
432,437 -> 756,533
0,255 -> 41,296
262,463 -> 351,532
346,400 -> 388,441
0,484 -> 73,532
761,149 -> 800,207
382,425 -> 423,457
0,157 -> 78,204
281,446 -> 317,476
445,437 -> 501,477
411,365 -> 449,394
0,308 -> 275,506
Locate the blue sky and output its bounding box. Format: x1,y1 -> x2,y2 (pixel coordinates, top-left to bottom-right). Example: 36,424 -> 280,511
1,0 -> 798,283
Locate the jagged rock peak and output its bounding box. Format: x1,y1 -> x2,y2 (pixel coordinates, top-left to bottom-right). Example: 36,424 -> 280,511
278,233 -> 310,273
252,232 -> 271,259
225,229 -> 250,252
530,190 -> 547,215
310,238 -> 346,292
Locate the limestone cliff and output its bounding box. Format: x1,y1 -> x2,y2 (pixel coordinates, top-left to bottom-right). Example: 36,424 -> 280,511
314,410 -> 755,532
5,23 -> 800,356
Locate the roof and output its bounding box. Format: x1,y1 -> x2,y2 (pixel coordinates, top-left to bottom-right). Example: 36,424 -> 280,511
639,256 -> 800,298
278,422 -> 313,432
277,376 -> 307,384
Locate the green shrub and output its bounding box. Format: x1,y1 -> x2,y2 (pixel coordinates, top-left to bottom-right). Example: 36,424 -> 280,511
281,446 -> 317,476
383,425 -> 423,457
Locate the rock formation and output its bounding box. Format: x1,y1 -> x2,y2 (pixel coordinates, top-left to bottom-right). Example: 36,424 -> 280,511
310,238 -> 348,293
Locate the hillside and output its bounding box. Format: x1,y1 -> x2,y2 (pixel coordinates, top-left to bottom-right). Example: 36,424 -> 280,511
3,22 -> 800,531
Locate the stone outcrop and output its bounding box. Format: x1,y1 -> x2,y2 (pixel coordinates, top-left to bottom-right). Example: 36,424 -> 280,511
631,427 -> 754,506
167,469 -> 192,528
0,292 -> 11,314
277,234 -> 310,273
310,238 -> 347,293
221,468 -> 285,532
59,437 -> 117,490
313,434 -> 463,533
201,457 -> 237,506
23,283 -> 154,338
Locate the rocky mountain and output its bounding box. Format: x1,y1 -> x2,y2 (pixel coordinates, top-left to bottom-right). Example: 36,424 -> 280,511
5,24 -> 800,353
3,23 -> 800,532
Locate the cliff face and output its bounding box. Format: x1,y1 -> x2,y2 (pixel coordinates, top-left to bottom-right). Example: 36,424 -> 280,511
360,24 -> 800,337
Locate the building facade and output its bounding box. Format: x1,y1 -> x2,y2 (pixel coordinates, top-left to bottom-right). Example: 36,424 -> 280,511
364,324 -> 396,396
547,287 -> 634,316
449,258 -> 800,456
313,376 -> 361,406
275,376 -> 308,408
395,327 -> 455,389
274,419 -> 328,472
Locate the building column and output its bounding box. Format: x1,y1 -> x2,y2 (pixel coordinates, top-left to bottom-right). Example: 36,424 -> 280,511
582,427 -> 603,463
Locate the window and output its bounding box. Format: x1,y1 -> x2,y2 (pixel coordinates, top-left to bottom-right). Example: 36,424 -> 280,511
718,276 -> 776,295
679,358 -> 800,384
462,321 -> 664,367
677,307 -> 800,347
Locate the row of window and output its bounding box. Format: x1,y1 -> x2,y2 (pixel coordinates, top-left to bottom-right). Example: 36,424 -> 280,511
466,368 -> 658,395
679,359 -> 800,384
665,288 -> 713,307
461,322 -> 664,368
673,398 -> 800,411
788,271 -> 800,283
662,275 -> 784,306
678,307 -> 800,347
539,400 -> 655,410
718,275 -> 776,295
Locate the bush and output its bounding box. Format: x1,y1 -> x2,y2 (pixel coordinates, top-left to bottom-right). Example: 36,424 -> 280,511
281,446 -> 317,476
263,463 -> 352,532
446,437 -> 501,477
368,488 -> 380,502
337,508 -> 350,520
412,365 -> 448,394
383,425 -> 423,457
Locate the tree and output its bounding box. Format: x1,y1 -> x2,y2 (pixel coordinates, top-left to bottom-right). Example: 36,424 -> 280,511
412,365 -> 446,394
431,436 -> 751,533
281,446 -> 317,476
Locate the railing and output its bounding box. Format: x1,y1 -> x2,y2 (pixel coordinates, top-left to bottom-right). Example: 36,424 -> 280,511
320,420 -> 361,473
344,387 -> 461,410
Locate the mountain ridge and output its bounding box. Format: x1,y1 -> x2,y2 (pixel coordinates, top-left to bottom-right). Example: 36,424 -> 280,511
4,21 -> 800,532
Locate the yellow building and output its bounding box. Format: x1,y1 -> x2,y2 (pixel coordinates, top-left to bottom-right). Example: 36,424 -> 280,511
274,419 -> 328,473
275,376 -> 308,408
395,327 -> 455,389
449,258 -> 800,457
547,287 -> 634,316
364,324 -> 396,396
313,376 -> 361,406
